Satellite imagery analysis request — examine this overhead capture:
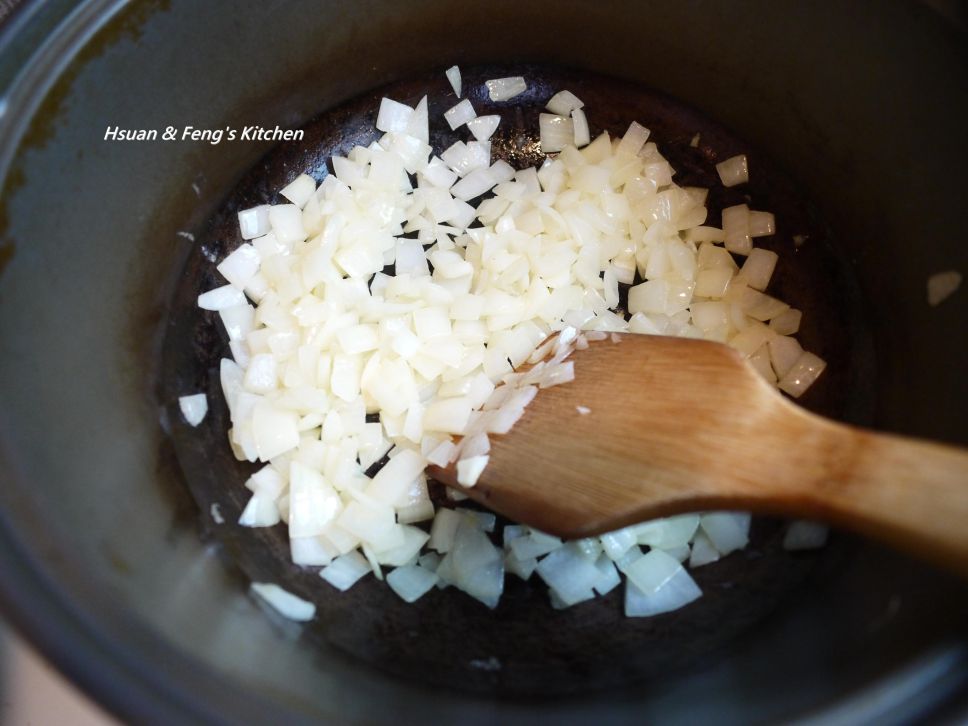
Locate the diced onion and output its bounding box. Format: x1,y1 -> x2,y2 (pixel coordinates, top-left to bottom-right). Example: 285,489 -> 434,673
571,108 -> 590,148
197,284 -> 247,311
444,99 -> 477,130
387,564 -> 439,602
715,154 -> 749,187
466,114 -> 501,142
376,97 -> 413,133
777,351 -> 827,398
740,248 -> 778,291
199,79 -> 829,618
485,76 -> 527,102
178,393 -> 208,426
624,565 -> 701,617
238,205 -> 270,239
280,173 -> 316,208
445,65 -> 462,97
250,583 -> 316,621
700,512 -> 750,555
320,551 -> 372,591
456,455 -> 489,487
546,89 -> 584,116
749,210 -> 776,237
538,114 -> 574,154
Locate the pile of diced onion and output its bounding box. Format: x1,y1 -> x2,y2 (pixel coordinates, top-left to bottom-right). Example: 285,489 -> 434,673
185,71 -> 828,620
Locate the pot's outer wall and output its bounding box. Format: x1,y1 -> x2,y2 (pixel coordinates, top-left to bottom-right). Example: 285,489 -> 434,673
0,1 -> 965,724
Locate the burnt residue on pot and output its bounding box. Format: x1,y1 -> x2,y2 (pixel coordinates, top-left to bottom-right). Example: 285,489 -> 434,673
162,64 -> 874,696
0,241 -> 14,278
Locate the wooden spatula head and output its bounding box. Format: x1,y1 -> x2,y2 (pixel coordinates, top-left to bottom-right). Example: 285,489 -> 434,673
431,334 -> 968,576
434,334 -> 812,536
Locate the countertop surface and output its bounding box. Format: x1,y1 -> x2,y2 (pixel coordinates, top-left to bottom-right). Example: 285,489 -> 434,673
1,623 -> 118,726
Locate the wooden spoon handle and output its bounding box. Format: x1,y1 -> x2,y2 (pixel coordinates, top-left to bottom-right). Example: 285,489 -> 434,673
799,419 -> 968,574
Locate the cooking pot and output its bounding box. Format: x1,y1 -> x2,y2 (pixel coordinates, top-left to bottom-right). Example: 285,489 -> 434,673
0,1 -> 965,723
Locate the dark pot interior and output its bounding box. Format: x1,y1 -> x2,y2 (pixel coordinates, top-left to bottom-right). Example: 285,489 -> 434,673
0,1 -> 966,723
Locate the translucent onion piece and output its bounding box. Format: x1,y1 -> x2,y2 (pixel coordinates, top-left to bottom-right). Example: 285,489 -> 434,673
178,393 -> 208,426
444,99 -> 477,130
250,583 -> 316,621
715,154 -> 749,187
539,114 -> 574,154
571,108 -> 591,148
445,65 -> 462,97
624,566 -> 701,617
777,351 -> 827,398
320,551 -> 372,591
466,114 -> 501,142
485,76 -> 527,101
387,564 -> 439,602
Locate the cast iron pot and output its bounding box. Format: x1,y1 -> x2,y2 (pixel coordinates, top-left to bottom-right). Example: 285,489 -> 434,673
0,1 -> 966,723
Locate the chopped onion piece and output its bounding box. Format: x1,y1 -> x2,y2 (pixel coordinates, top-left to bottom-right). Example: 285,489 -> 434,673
546,89 -> 584,116
539,114 -> 574,154
689,532 -> 721,568
700,512 -> 750,555
485,76 -> 527,101
536,544 -> 603,606
445,65 -> 461,96
715,154 -> 749,187
320,551 -> 372,591
769,308 -> 802,336
387,565 -> 439,602
406,96 -> 430,144
616,121 -> 650,158
239,494 -> 280,528
571,108 -> 590,148
749,210 -> 776,237
376,97 -> 413,133
429,508 -> 462,553
450,167 -> 497,201
466,114 -> 501,142
290,535 -> 338,567
740,248 -> 778,291
444,99 -> 477,130
198,284 -> 247,311
593,555 -> 621,595
217,244 -> 261,290
722,204 -> 752,256
251,583 -> 316,621
624,566 -> 701,617
623,549 -> 683,594
280,173 -> 316,207
768,335 -> 804,379
778,351 -> 827,398
238,205 -> 270,239
456,455 -> 489,487
374,525 -> 430,566
178,393 -> 208,426
510,530 -> 563,560
218,303 -> 255,341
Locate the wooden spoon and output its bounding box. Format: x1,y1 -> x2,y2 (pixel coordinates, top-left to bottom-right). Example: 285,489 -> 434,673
431,334 -> 968,574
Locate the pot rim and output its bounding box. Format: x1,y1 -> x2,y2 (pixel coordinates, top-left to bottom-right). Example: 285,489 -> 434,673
0,1 -> 964,723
